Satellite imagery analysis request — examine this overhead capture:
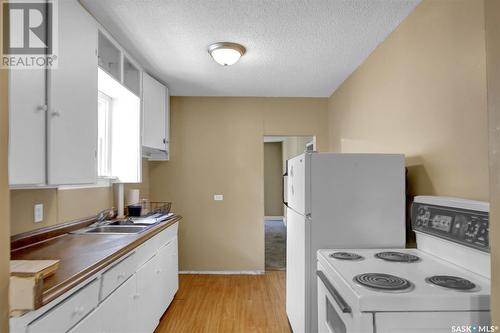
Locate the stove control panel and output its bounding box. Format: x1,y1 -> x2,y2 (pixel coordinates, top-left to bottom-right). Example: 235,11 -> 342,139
411,202 -> 489,252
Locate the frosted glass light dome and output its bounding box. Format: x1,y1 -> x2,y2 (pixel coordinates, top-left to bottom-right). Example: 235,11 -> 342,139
208,42 -> 246,66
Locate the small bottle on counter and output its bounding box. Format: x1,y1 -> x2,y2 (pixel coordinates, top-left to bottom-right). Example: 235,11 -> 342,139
141,198 -> 150,216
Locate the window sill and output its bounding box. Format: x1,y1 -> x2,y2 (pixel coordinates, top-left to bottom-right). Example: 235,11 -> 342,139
57,177 -> 117,190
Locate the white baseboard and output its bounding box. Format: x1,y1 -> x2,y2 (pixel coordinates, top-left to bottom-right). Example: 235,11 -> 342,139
264,216 -> 284,221
179,270 -> 265,275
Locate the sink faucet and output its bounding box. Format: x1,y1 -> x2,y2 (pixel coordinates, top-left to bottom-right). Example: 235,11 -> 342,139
92,209 -> 115,227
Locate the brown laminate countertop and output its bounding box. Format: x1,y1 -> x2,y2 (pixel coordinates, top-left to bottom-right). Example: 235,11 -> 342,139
11,215 -> 182,306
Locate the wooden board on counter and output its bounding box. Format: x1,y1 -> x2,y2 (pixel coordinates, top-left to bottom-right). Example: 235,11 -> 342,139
9,260 -> 59,316
11,260 -> 60,278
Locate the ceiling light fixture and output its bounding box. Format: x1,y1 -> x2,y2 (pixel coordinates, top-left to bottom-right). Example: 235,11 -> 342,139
208,42 -> 246,66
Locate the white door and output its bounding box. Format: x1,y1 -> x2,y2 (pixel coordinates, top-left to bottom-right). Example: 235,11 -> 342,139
287,154 -> 307,215
286,207 -> 310,333
136,254 -> 162,332
8,68 -> 46,185
142,72 -> 167,151
47,0 -> 98,184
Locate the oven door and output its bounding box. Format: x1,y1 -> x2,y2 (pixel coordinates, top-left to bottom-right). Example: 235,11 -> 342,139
317,268 -> 373,333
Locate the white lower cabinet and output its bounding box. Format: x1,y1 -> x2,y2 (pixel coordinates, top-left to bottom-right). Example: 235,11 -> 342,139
27,279 -> 100,333
70,274 -> 137,333
136,255 -> 162,333
135,238 -> 179,332
157,238 -> 179,315
17,223 -> 179,333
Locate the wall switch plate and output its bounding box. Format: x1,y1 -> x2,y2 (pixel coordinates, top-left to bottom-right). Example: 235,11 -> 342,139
214,194 -> 224,201
34,204 -> 43,223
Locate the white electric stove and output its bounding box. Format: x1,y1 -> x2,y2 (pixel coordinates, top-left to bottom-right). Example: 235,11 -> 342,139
316,196 -> 492,333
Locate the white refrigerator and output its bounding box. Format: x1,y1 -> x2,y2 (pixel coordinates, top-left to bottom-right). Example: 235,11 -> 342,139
285,153 -> 406,333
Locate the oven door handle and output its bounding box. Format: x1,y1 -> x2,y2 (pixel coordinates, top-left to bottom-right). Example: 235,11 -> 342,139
317,270 -> 352,313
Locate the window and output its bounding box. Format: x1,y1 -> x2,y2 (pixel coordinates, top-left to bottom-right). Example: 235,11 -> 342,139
97,91 -> 112,177
97,68 -> 141,183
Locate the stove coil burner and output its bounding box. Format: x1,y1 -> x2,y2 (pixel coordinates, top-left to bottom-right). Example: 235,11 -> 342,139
375,251 -> 420,263
330,252 -> 364,261
426,275 -> 476,291
354,273 -> 413,292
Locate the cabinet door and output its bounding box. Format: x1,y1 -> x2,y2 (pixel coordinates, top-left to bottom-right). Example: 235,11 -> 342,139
136,254 -> 162,333
8,68 -> 46,186
164,86 -> 170,158
98,274 -> 137,333
47,0 -> 98,185
157,238 -> 178,315
142,72 -> 167,151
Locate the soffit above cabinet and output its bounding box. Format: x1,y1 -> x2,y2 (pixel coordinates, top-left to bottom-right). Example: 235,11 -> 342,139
80,0 -> 420,97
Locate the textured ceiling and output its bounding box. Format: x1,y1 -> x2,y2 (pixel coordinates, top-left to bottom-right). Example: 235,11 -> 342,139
80,0 -> 420,97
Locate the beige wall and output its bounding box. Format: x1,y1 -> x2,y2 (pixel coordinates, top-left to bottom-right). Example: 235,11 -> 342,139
150,97 -> 328,271
282,136 -> 313,172
10,187 -> 113,235
485,0 -> 500,324
327,0 -> 489,201
264,142 -> 283,216
10,159 -> 150,235
123,159 -> 151,202
0,61 -> 10,331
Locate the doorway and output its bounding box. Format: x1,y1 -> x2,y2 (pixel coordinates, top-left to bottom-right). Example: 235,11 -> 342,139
263,135 -> 315,271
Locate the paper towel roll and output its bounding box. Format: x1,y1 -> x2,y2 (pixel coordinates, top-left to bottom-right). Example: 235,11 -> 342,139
126,189 -> 140,206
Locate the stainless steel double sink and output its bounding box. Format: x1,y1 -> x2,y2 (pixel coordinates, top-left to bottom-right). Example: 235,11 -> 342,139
72,220 -> 155,235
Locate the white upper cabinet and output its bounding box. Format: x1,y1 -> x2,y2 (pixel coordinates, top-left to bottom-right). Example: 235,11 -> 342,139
47,0 -> 98,185
8,68 -> 46,186
97,31 -> 121,82
8,0 -> 98,186
142,72 -> 170,159
123,56 -> 141,96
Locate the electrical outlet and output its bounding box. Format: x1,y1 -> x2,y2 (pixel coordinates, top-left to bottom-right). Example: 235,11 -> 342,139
34,204 -> 43,223
214,194 -> 224,201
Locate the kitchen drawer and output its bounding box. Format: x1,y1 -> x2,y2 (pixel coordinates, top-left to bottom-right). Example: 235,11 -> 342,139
135,234 -> 159,269
100,252 -> 136,301
156,222 -> 178,247
135,222 -> 178,269
27,279 -> 99,333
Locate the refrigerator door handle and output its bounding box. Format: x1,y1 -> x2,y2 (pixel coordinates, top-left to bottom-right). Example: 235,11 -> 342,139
283,173 -> 288,207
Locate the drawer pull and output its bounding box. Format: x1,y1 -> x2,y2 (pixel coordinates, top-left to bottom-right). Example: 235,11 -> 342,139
71,306 -> 85,316
156,269 -> 162,274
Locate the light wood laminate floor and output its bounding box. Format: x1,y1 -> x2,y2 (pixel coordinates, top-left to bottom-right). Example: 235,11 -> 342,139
155,272 -> 291,333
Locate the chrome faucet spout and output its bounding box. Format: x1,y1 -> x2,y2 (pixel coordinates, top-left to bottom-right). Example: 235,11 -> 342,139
92,208 -> 115,227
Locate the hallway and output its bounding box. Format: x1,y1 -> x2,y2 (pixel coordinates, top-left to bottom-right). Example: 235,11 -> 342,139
265,218 -> 286,271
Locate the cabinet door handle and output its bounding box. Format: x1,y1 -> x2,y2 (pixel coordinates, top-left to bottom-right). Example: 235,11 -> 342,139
72,306 -> 84,316
37,105 -> 48,112
51,109 -> 61,117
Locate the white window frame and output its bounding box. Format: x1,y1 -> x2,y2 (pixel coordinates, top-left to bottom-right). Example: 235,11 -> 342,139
97,91 -> 113,178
